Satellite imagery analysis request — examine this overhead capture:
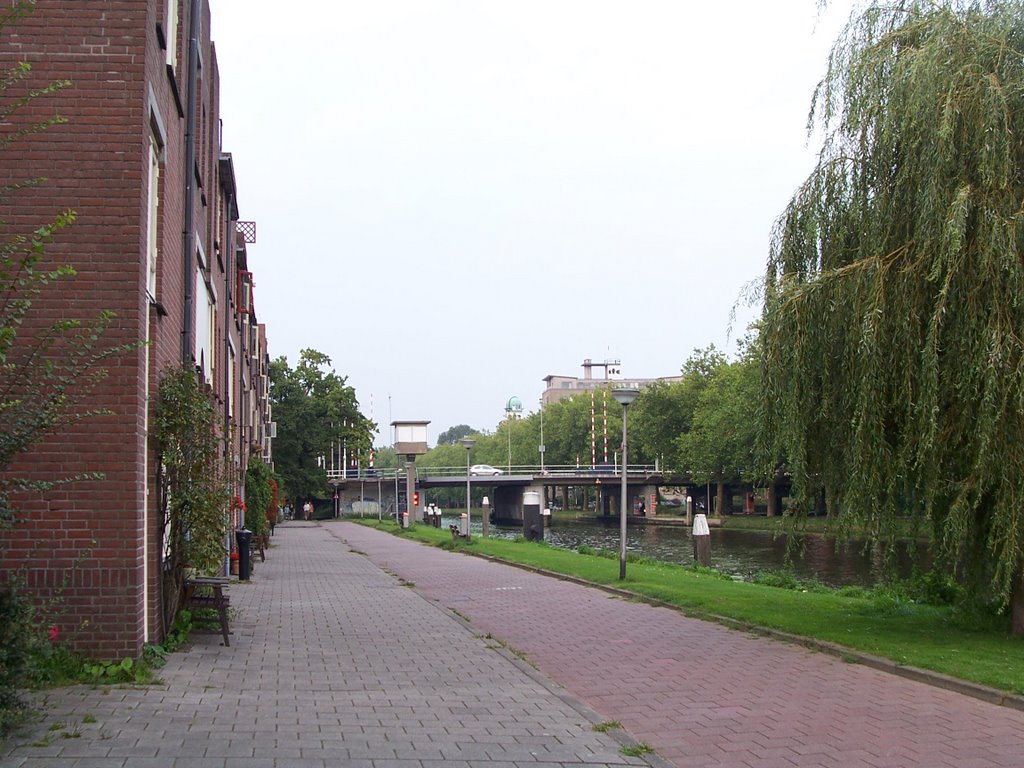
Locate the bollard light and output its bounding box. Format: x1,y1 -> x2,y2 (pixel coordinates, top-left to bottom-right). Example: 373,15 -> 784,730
692,512 -> 712,566
612,388 -> 639,580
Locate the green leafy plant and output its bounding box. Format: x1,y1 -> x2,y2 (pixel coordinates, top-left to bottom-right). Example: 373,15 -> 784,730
81,656 -> 155,685
621,742 -> 653,757
244,455 -> 272,542
153,365 -> 230,638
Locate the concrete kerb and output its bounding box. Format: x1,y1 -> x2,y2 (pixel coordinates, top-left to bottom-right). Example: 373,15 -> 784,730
424,538 -> 1024,714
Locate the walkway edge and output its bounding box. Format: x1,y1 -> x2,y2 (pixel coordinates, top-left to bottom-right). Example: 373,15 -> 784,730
479,628 -> 677,768
454,548 -> 1024,713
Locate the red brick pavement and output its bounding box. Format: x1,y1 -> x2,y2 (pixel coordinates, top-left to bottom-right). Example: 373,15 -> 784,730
334,523 -> 1024,768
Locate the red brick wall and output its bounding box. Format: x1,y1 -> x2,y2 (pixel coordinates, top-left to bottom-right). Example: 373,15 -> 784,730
0,0 -> 230,657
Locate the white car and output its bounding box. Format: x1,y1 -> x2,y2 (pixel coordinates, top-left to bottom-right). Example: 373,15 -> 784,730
470,464 -> 503,476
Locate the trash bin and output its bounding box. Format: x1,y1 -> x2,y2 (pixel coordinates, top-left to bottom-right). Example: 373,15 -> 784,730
235,528 -> 252,581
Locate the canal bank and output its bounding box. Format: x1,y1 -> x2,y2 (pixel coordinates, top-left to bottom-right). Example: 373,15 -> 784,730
486,514 -> 925,588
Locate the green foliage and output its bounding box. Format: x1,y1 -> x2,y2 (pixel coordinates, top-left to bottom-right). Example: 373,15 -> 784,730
269,349 -> 374,502
760,1 -> 1024,617
244,455 -> 272,540
621,743 -> 654,758
154,607 -> 192,654
82,657 -> 138,683
436,424 -> 477,445
677,342 -> 760,484
0,584 -> 32,739
631,345 -> 727,472
154,365 -> 228,576
153,365 -> 228,638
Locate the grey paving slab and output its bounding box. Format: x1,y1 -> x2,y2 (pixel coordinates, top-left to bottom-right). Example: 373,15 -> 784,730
0,522 -> 660,768
336,521 -> 1024,768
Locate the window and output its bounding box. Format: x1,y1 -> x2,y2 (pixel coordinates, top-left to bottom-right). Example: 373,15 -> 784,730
165,0 -> 179,71
237,271 -> 253,314
194,243 -> 216,384
146,133 -> 160,299
227,341 -> 235,415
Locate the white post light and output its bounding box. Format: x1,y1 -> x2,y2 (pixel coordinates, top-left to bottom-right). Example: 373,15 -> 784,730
612,388 -> 639,580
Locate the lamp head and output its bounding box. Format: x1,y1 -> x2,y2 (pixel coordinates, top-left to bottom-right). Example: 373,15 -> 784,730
612,388 -> 640,407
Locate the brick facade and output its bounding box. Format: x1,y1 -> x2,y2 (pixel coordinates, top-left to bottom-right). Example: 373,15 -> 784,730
0,1 -> 271,657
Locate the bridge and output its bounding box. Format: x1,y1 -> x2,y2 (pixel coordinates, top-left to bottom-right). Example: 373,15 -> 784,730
329,465 -> 674,522
328,464 -> 788,521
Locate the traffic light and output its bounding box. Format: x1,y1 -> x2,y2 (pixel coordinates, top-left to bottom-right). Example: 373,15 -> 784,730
413,491 -> 420,507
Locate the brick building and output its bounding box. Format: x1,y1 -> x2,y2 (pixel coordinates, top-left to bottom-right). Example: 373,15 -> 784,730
0,1 -> 272,656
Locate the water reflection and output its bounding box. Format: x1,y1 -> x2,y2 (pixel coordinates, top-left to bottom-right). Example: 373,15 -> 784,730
481,518 -> 924,587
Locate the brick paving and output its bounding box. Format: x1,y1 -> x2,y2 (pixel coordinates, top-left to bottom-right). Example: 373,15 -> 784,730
336,522 -> 1024,768
1,522 -> 659,768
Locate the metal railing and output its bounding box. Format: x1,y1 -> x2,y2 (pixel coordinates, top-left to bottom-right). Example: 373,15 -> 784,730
325,463 -> 661,482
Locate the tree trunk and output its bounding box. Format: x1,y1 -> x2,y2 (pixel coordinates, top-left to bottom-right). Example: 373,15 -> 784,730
1012,569 -> 1024,637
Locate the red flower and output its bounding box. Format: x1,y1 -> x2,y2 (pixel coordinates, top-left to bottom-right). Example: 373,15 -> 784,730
49,626 -> 58,642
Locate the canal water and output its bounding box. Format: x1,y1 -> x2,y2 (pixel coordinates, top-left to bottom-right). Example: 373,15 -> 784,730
477,517 -> 923,587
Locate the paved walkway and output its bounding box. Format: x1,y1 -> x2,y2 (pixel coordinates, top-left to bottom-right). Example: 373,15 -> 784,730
335,523 -> 1024,768
1,523 -> 660,768
4,522 -> 1024,768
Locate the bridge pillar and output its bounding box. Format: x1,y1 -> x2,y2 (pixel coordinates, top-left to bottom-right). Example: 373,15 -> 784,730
640,484 -> 658,516
597,483 -> 614,517
715,482 -> 733,516
493,485 -> 523,522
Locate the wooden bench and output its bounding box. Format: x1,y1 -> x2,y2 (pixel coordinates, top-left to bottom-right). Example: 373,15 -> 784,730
183,576 -> 231,646
250,535 -> 265,563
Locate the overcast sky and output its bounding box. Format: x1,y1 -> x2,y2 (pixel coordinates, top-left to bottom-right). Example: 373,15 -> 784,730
212,1 -> 855,445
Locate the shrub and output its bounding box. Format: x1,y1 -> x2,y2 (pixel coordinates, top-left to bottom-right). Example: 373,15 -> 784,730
0,584 -> 33,739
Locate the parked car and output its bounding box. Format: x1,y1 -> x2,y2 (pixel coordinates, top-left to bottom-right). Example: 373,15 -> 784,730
470,464 -> 503,476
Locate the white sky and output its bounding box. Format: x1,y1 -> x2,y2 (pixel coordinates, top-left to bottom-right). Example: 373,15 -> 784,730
212,1 -> 855,444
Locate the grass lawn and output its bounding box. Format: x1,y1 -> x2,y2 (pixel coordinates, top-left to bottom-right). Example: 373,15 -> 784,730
352,519 -> 1023,695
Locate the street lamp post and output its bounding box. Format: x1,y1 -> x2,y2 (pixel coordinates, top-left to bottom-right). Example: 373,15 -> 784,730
539,397 -> 545,475
461,438 -> 475,536
613,388 -> 639,580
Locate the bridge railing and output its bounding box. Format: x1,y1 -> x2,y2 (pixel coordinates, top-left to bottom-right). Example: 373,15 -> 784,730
325,463 -> 661,482
418,463 -> 660,478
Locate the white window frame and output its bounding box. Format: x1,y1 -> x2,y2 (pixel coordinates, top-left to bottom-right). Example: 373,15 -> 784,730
165,0 -> 179,71
146,134 -> 160,300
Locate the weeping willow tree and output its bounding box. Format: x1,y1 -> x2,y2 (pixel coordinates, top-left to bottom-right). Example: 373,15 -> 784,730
760,0 -> 1024,632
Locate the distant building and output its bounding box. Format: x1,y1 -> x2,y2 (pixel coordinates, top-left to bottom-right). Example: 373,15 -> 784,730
541,358 -> 683,406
